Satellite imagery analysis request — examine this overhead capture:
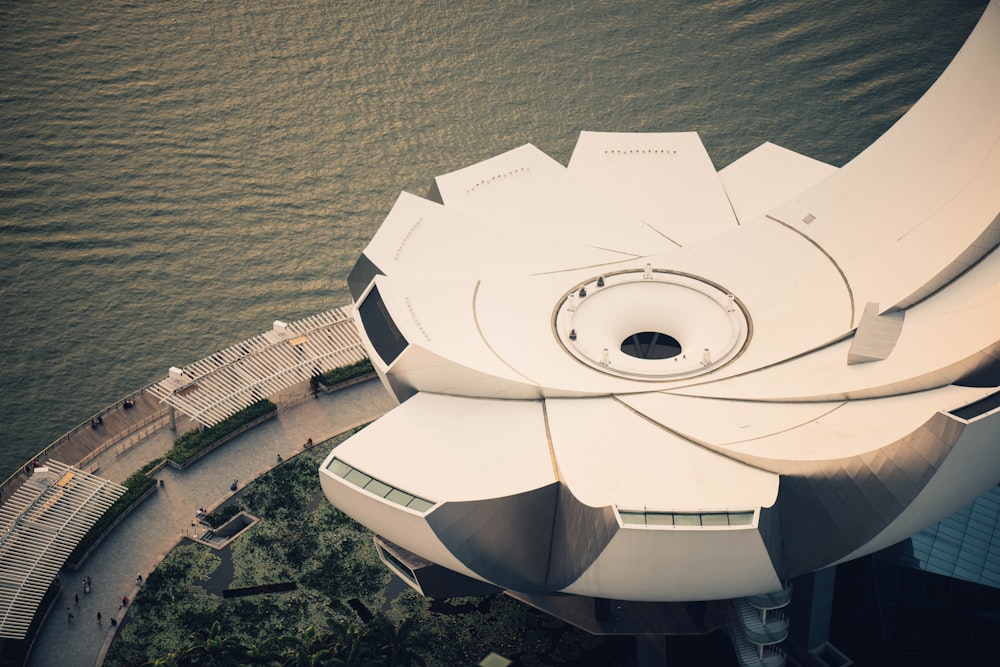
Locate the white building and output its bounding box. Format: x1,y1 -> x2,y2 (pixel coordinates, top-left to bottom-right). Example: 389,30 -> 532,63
320,0 -> 1000,636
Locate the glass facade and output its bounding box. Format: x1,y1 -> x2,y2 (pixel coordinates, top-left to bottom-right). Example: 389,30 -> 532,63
618,509 -> 755,527
327,457 -> 435,513
904,484 -> 1000,589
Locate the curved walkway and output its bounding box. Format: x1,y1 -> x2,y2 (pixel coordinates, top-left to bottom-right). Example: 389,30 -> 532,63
25,379 -> 396,667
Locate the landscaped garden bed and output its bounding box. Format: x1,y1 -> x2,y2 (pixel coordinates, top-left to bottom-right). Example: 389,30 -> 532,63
312,358 -> 376,393
105,430 -> 627,667
165,399 -> 277,468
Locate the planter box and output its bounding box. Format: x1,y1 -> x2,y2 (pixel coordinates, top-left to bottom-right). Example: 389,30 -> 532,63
166,410 -> 277,470
318,371 -> 377,394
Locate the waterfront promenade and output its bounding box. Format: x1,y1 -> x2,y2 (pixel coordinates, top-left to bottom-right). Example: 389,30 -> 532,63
24,379 -> 397,667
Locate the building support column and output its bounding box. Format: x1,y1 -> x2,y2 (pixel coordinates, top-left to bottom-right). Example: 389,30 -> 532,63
635,634 -> 667,667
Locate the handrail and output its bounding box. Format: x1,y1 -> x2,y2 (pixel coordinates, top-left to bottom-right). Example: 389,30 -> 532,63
735,600 -> 789,645
0,381 -> 166,499
748,583 -> 793,610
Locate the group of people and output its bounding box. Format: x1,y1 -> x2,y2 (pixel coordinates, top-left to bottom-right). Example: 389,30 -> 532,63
66,573 -> 141,629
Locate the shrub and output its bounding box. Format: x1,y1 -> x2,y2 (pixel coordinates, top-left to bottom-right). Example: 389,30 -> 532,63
312,359 -> 374,389
203,503 -> 243,529
166,399 -> 277,466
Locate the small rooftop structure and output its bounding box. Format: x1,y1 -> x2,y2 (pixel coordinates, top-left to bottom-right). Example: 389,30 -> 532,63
0,460 -> 126,639
149,307 -> 366,426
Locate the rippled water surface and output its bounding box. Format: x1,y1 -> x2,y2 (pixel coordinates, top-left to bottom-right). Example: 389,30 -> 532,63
0,0 -> 988,479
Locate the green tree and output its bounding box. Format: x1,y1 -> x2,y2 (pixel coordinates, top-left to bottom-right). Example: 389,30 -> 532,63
276,625 -> 336,667
145,653 -> 180,667
178,620 -> 248,667
367,616 -> 427,667
328,621 -> 381,667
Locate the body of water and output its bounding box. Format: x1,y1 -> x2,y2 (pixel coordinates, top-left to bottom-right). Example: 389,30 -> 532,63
0,0 -> 988,480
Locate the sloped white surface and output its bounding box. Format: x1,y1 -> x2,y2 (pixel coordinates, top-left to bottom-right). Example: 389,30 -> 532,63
568,131 -> 738,246
433,144 -> 678,257
622,384 -> 995,462
676,246 -> 1000,401
363,191 -> 631,278
329,392 -> 554,502
545,396 -> 779,510
768,1 -> 1000,317
718,141 -> 836,225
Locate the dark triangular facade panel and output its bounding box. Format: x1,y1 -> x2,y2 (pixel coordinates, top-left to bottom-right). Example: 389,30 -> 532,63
779,413 -> 963,577
545,483 -> 620,591
427,483 -> 559,594
347,253 -> 384,303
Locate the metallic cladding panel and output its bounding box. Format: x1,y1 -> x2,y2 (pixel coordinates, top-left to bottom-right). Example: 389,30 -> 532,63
757,503 -> 784,580
779,412 -> 964,577
426,483 -> 559,594
546,483 -> 620,591
347,253 -> 384,303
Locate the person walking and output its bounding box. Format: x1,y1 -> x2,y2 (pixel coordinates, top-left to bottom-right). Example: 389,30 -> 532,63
96,611 -> 102,625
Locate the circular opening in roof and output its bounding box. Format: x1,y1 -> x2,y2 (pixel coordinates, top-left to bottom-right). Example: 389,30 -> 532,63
553,268 -> 750,380
620,332 -> 682,360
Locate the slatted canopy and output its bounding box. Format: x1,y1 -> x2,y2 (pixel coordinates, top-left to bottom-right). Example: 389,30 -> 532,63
0,461 -> 126,639
149,307 -> 367,426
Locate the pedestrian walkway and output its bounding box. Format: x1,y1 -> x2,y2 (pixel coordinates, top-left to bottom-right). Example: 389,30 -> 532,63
25,379 -> 397,667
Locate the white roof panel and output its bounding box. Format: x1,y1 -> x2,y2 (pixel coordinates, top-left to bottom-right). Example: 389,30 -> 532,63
330,393 -> 555,502
767,1 -> 1000,315
568,131 -> 738,246
364,191 -> 631,279
545,396 -> 778,511
718,141 -> 836,225
433,144 -> 678,258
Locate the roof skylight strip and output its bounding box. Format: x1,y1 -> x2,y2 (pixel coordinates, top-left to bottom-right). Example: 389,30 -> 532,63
618,509 -> 756,527
327,458 -> 435,513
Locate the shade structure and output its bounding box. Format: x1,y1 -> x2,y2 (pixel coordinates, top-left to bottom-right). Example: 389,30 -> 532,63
149,307 -> 366,426
0,461 -> 126,639
319,1 -> 1000,615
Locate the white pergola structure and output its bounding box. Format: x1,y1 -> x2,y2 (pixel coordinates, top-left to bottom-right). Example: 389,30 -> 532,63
320,0 -> 1000,626
149,307 -> 367,426
0,461 -> 125,639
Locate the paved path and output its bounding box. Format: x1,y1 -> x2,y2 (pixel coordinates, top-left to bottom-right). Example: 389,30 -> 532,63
26,380 -> 397,667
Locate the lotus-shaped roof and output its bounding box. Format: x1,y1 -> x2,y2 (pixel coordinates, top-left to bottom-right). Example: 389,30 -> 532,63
321,2 -> 1000,604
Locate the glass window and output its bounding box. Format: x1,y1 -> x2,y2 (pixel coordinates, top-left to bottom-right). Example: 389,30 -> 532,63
377,544 -> 417,585
620,511 -> 646,525
701,513 -> 729,526
728,511 -> 755,525
407,497 -> 434,513
386,489 -> 414,506
646,513 -> 674,526
672,513 -> 702,526
327,459 -> 353,477
364,479 -> 393,498
344,469 -> 373,488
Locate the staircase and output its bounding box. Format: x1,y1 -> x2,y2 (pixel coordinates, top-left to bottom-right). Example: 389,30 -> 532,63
727,583 -> 792,667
